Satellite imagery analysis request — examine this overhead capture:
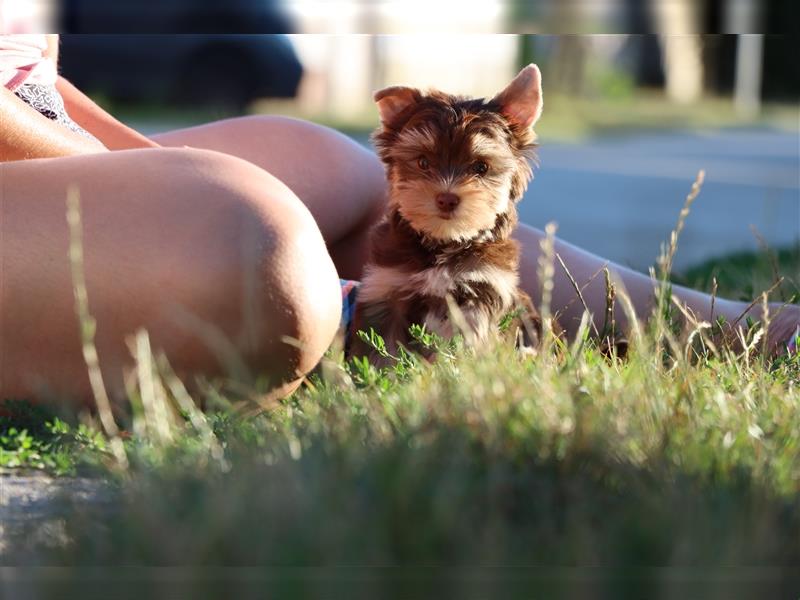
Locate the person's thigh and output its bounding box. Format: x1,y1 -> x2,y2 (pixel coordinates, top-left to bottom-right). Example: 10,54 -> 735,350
151,115 -> 388,279
0,147 -> 341,405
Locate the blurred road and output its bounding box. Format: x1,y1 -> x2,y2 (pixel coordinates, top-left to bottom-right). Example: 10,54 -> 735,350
136,120 -> 799,272
521,127 -> 799,271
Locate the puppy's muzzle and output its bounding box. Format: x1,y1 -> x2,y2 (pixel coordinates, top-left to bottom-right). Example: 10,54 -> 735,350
435,192 -> 460,214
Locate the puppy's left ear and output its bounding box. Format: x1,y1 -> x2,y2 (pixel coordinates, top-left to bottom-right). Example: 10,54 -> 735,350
374,86 -> 421,128
492,64 -> 543,129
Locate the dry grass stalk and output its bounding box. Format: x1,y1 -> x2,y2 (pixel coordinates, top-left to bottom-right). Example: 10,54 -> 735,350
537,222 -> 558,327
66,185 -> 128,468
556,252 -> 600,339
659,169 -> 705,279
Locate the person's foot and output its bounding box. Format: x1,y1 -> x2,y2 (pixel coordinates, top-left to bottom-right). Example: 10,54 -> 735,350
711,302 -> 799,359
757,302 -> 800,358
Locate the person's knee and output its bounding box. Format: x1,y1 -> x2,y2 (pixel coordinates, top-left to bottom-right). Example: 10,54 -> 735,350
227,116 -> 386,278
0,148 -> 340,404
150,147 -> 343,384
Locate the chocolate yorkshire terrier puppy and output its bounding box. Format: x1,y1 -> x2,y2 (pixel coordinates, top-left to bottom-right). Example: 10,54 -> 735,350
351,64 -> 548,360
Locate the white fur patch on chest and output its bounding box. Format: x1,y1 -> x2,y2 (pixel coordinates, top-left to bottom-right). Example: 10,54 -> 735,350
359,263 -> 519,309
458,265 -> 519,307
424,304 -> 494,346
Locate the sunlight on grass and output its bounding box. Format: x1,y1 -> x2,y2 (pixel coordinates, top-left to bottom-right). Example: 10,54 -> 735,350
1,173 -> 798,596
113,92 -> 800,142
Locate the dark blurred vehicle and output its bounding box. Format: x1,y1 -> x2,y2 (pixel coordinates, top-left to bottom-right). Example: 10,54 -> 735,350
59,34 -> 304,110
59,0 -> 295,34
57,0 -> 301,110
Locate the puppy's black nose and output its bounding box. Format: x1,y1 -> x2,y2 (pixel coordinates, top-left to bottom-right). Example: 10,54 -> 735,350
435,193 -> 460,213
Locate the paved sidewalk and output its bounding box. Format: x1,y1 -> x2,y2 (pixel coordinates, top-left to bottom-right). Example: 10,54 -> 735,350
0,470 -> 112,554
523,127 -> 800,271
133,121 -> 798,272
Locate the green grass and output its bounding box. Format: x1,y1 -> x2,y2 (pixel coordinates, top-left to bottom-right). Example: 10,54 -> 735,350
674,244 -> 800,304
248,92 -> 800,143
2,192 -> 799,597
0,401 -> 108,475
115,92 -> 800,143
532,92 -> 800,142
3,248 -> 799,597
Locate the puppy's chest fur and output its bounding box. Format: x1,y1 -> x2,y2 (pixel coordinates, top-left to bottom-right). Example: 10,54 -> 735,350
352,208 -> 534,355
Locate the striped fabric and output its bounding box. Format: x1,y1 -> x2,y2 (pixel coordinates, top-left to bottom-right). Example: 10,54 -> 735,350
13,83 -> 99,141
788,326 -> 800,355
0,34 -> 57,91
339,279 -> 360,349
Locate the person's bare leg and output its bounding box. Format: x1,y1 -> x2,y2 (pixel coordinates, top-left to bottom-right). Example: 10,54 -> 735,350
151,116 -> 388,280
150,115 -> 797,353
0,147 -> 342,406
515,223 -> 800,353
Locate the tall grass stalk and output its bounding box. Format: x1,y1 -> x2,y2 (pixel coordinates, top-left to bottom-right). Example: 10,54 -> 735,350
555,252 -> 599,339
20,173 -> 794,586
133,329 -> 174,446
652,170 -> 705,365
66,185 -> 128,468
537,222 -> 558,351
155,352 -> 227,468
658,169 -> 705,280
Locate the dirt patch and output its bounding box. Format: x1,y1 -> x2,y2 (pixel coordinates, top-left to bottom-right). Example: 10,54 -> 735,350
0,469 -> 112,554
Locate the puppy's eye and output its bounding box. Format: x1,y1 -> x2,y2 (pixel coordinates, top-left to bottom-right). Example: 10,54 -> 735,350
417,156 -> 430,170
472,161 -> 489,176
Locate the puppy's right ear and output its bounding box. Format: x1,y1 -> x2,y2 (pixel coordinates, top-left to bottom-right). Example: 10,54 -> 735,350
374,86 -> 421,128
493,64 -> 543,129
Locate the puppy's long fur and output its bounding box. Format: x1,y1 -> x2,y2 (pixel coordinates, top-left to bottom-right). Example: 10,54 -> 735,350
351,65 -> 546,359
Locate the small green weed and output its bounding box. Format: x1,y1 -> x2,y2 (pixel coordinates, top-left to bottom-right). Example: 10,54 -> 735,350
1,178 -> 798,598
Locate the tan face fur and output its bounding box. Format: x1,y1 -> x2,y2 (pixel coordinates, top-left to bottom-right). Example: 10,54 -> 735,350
372,65 -> 543,243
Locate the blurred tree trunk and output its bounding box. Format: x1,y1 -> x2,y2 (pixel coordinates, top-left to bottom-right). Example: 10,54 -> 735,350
551,38 -> 589,95
550,0 -> 588,95
652,0 -> 705,103
725,0 -> 764,117
733,35 -> 763,117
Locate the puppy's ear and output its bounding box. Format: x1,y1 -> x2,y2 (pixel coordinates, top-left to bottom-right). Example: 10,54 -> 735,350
492,64 -> 543,129
374,86 -> 421,128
